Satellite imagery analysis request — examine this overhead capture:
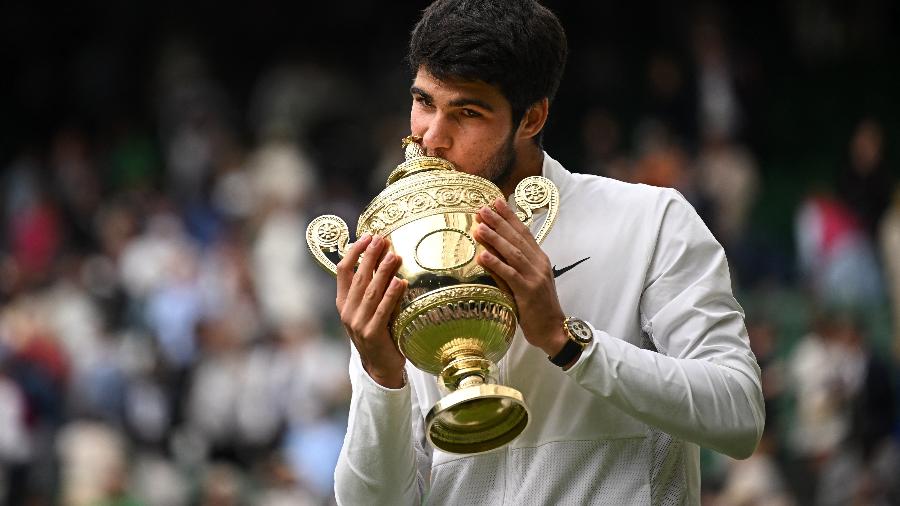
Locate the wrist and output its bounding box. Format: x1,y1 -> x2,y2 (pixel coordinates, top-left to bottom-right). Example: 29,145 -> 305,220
541,324 -> 570,357
547,316 -> 594,368
365,366 -> 406,389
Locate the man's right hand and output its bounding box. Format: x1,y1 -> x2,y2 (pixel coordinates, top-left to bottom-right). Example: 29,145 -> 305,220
336,233 -> 408,388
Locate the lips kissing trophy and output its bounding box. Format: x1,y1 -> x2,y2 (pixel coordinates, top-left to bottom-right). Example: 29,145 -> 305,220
306,136 -> 559,454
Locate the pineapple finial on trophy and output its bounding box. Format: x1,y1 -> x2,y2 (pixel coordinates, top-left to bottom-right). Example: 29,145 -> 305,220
402,134 -> 425,159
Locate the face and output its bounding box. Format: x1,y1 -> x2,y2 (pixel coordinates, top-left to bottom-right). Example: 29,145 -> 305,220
410,68 -> 519,187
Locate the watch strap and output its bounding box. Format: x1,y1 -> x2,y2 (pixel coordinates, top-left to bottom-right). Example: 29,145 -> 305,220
549,338 -> 584,367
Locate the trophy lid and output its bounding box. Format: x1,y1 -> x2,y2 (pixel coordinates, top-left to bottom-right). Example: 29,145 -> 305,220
386,135 -> 456,185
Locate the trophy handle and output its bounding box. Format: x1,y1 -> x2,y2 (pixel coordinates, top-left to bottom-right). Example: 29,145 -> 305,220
306,215 -> 351,276
513,176 -> 559,246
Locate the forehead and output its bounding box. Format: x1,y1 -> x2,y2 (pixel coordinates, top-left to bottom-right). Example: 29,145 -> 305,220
412,68 -> 510,110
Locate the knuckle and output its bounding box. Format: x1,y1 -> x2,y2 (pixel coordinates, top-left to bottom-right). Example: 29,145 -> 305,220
350,320 -> 366,337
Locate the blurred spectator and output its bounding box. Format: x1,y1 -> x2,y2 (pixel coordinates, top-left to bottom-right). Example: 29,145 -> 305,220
642,52 -> 697,148
717,429 -> 795,506
1,2 -> 898,504
788,315 -> 848,462
696,134 -> 760,249
0,372 -> 31,505
795,192 -> 884,307
812,316 -> 899,506
837,118 -> 893,240
880,185 -> 900,359
692,12 -> 743,142
56,421 -> 134,506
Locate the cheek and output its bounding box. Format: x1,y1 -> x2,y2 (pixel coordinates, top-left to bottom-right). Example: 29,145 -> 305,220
409,105 -> 428,135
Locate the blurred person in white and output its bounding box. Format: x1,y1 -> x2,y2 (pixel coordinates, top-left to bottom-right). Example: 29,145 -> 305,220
786,315 -> 850,499
186,314 -> 350,501
334,1 -> 763,504
695,133 -> 759,251
248,62 -> 360,142
274,322 -> 350,499
255,454 -> 319,506
0,371 -> 31,504
154,38 -> 236,202
713,319 -> 793,506
185,317 -> 250,453
788,314 -> 899,505
0,297 -> 69,504
810,316 -> 898,506
56,421 -> 135,506
880,185 -> 900,359
248,137 -> 324,328
128,453 -> 190,506
692,10 -> 742,145
717,430 -> 795,506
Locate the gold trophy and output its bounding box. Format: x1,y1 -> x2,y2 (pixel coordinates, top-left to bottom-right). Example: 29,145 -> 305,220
306,136 -> 559,454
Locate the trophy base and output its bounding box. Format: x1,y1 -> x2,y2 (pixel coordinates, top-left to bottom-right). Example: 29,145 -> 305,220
425,384 -> 530,454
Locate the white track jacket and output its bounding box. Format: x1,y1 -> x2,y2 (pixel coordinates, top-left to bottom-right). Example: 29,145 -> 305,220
334,153 -> 765,505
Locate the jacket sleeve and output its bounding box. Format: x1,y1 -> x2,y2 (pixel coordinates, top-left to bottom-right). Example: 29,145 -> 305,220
565,189 -> 764,459
334,346 -> 432,505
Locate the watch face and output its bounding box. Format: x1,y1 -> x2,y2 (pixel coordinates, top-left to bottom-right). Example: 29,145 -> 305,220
566,318 -> 593,343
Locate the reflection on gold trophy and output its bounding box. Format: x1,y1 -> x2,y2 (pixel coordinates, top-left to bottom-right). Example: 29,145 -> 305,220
306,136 -> 559,454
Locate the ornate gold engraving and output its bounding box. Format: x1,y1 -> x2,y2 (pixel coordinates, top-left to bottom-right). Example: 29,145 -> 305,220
305,215 -> 349,275
305,136 -> 560,454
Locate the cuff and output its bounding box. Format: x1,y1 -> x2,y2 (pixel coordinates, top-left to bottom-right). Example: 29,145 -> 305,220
562,321 -> 600,375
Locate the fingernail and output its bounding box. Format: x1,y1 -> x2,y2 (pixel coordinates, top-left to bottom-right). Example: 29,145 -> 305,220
372,234 -> 382,245
384,252 -> 394,262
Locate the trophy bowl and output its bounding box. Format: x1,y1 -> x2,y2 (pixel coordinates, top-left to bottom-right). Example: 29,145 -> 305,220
307,136 -> 559,454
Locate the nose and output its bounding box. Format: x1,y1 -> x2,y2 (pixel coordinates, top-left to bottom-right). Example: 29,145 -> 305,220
419,113 -> 452,157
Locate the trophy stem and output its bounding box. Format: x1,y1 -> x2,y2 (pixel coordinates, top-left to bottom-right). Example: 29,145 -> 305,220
439,351 -> 494,392
458,375 -> 484,389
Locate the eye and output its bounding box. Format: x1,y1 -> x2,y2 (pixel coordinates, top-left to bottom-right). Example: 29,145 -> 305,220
461,109 -> 482,118
414,95 -> 434,108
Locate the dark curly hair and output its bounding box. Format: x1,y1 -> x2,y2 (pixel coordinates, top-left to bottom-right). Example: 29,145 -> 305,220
408,0 -> 568,144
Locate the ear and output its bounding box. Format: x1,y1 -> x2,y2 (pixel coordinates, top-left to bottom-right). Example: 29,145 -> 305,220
516,98 -> 549,141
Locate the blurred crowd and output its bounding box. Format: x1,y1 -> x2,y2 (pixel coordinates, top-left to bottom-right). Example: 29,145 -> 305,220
2,2 -> 899,505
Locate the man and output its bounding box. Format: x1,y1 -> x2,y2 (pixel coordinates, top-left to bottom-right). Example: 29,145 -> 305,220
333,0 -> 764,504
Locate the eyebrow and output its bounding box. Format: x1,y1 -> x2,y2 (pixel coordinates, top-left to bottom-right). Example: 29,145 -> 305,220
410,85 -> 495,112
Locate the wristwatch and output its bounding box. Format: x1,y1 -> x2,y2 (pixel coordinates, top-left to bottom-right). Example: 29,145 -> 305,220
548,317 -> 593,367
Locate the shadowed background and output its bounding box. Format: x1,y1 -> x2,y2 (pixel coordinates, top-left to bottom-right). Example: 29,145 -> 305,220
1,1 -> 899,504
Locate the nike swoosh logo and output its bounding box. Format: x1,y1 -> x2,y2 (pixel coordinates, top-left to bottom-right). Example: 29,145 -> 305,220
552,257 -> 590,278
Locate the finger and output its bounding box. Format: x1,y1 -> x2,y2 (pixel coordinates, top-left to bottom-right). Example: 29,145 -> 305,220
473,222 -> 531,272
370,277 -> 408,334
471,216 -> 504,261
478,203 -> 534,255
336,233 -> 372,309
477,249 -> 523,289
345,234 -> 387,311
357,251 -> 403,319
493,197 -> 534,238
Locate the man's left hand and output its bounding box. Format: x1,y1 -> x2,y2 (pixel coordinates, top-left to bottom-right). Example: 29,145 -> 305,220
473,197 -> 568,357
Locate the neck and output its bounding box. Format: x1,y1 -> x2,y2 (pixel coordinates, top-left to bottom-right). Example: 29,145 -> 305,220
501,143 -> 544,196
